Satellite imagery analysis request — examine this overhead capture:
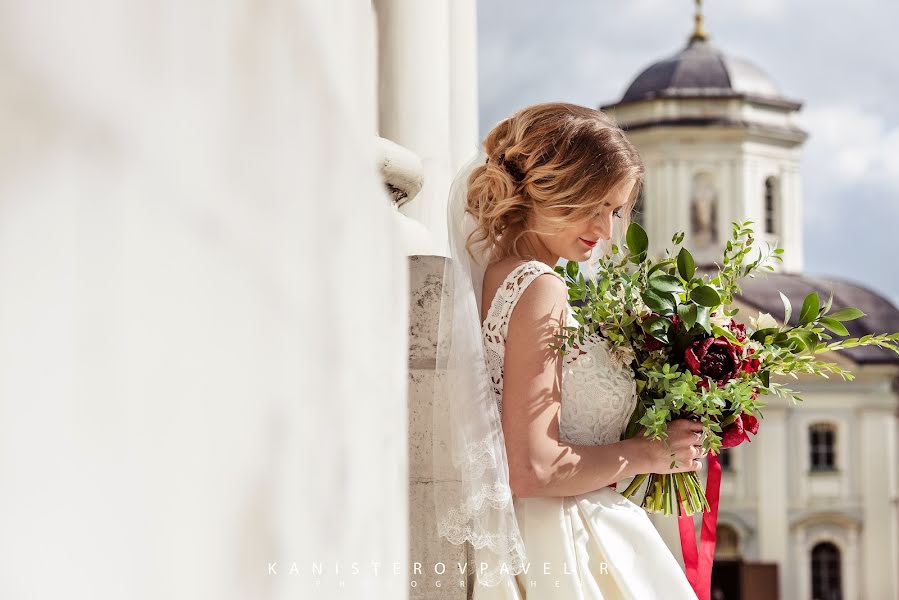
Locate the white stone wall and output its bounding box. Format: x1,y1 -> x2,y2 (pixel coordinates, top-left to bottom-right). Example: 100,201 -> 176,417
0,2 -> 408,599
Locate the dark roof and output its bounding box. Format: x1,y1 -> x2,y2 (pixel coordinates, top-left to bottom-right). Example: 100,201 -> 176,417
609,39 -> 800,109
730,270 -> 899,365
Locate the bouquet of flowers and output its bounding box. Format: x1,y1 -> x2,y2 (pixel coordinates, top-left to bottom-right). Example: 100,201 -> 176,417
552,220 -> 899,517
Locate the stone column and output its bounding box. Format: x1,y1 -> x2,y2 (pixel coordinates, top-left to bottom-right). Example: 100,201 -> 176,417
755,406 -> 789,598
448,0 -> 480,172
375,0 -> 453,255
408,256 -> 469,599
859,406 -> 899,599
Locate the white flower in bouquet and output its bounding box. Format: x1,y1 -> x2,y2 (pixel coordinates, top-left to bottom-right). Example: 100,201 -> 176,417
750,312 -> 778,331
607,343 -> 636,370
710,311 -> 732,328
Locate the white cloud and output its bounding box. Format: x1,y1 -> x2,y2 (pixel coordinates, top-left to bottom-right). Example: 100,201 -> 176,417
800,104 -> 899,189
727,0 -> 786,20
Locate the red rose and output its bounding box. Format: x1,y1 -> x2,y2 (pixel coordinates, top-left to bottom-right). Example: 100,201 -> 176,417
684,336 -> 742,384
721,413 -> 760,448
742,356 -> 761,374
740,347 -> 761,374
729,319 -> 747,343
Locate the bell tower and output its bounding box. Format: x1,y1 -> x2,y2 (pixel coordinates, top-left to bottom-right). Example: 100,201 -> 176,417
602,3 -> 807,271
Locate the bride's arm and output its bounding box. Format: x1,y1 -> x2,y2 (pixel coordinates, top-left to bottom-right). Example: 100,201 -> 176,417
502,273 -> 702,499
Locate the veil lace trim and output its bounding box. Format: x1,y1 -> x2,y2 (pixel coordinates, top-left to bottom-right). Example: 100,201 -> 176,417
431,148 -> 530,588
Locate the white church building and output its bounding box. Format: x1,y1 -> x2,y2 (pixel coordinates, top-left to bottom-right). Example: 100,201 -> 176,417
602,11 -> 899,600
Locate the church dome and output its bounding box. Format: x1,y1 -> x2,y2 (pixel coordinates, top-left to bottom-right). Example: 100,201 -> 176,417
620,38 -> 784,103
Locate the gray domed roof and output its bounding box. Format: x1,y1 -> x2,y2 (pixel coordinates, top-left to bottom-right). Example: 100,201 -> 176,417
734,271 -> 899,365
621,39 -> 784,103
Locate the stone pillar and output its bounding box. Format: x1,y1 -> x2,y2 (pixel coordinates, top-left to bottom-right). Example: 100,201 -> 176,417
375,0 -> 453,255
859,406 -> 899,599
408,255 -> 469,599
755,406 -> 789,598
448,0 -> 480,172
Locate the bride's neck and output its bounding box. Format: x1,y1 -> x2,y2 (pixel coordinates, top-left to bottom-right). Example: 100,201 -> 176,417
493,230 -> 558,268
517,234 -> 558,268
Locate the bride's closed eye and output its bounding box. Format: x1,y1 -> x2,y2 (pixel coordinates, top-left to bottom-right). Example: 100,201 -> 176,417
613,207 -> 623,219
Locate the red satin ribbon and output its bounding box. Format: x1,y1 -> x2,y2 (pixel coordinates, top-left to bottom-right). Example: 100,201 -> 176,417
677,452 -> 722,600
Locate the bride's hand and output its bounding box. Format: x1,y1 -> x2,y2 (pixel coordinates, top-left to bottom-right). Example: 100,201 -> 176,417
635,419 -> 707,475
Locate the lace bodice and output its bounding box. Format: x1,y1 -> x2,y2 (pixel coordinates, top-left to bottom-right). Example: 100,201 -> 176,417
482,260 -> 637,446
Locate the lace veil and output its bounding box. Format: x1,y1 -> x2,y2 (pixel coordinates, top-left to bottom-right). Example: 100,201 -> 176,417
431,148 -> 527,588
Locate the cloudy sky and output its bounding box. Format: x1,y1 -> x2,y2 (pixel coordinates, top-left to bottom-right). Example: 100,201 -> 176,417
477,0 -> 899,307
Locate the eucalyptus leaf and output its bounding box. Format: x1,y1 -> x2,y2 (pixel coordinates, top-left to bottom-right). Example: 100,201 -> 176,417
822,290 -> 834,315
676,247 -> 696,281
649,273 -> 685,294
626,222 -> 649,258
690,285 -> 721,307
695,305 -> 711,333
828,307 -> 865,322
750,327 -> 780,343
798,292 -> 820,325
677,303 -> 698,330
642,289 -> 676,315
647,259 -> 675,278
792,329 -> 820,352
565,260 -> 579,279
779,290 -> 792,325
819,316 -> 850,337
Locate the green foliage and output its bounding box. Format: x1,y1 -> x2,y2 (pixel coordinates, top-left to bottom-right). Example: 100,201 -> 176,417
626,222 -> 649,263
550,218 -> 899,516
798,292 -> 820,325
677,247 -> 695,281
690,285 -> 721,307
828,307 -> 865,322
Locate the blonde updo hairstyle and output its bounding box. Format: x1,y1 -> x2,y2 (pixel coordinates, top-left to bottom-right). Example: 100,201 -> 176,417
466,102 -> 644,264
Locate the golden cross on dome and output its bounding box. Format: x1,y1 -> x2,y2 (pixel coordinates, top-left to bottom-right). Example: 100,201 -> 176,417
689,0 -> 710,43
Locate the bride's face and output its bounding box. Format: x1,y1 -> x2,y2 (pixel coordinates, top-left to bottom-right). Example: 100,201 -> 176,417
532,177 -> 636,262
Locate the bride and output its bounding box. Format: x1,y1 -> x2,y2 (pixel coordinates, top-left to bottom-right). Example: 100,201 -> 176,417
433,102 -> 703,598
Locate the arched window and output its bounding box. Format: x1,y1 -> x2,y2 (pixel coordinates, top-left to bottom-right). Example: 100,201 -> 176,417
809,423 -> 837,472
811,542 -> 842,600
715,524 -> 740,559
690,172 -> 718,245
764,176 -> 779,235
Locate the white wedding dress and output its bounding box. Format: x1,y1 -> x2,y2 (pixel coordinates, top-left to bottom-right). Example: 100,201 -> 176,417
474,260 -> 696,600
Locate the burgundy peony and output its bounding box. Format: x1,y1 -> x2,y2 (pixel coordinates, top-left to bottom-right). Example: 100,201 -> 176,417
720,413 -> 760,448
644,336 -> 665,351
684,336 -> 742,385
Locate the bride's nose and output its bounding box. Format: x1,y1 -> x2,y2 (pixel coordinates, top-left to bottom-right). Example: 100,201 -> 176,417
590,215 -> 613,241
